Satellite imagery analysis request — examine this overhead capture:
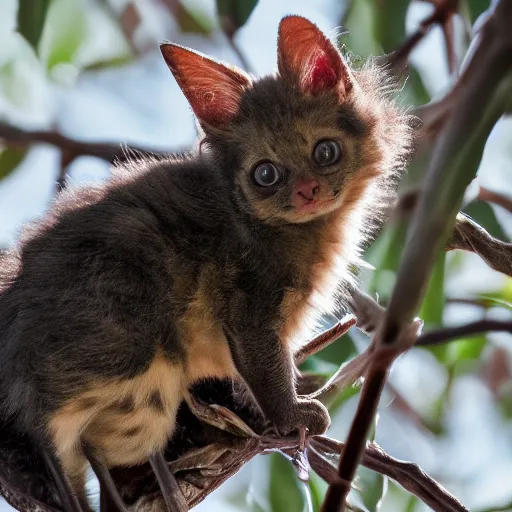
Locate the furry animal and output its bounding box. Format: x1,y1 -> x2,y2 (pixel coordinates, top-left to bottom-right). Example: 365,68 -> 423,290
0,15 -> 411,510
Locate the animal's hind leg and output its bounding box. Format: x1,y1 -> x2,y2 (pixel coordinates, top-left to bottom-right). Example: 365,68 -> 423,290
149,451 -> 188,512
82,442 -> 130,512
43,446 -> 91,512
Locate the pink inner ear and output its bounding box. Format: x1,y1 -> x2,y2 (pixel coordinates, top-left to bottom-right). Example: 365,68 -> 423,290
161,44 -> 252,129
278,16 -> 353,98
305,52 -> 339,95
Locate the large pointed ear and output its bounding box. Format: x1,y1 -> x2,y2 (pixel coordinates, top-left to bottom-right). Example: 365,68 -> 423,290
160,43 -> 252,129
277,16 -> 352,98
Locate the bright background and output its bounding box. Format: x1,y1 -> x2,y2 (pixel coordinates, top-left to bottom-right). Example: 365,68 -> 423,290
1,0 -> 511,511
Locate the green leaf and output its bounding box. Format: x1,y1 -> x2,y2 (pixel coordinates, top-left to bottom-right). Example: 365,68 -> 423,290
467,0 -> 491,23
82,55 -> 134,72
419,252 -> 447,360
371,0 -> 409,53
216,0 -> 258,36
0,147 -> 27,181
39,0 -> 86,70
343,0 -> 382,58
309,472 -> 328,511
310,333 -> 357,368
463,200 -> 509,241
419,251 -> 446,327
403,67 -> 431,107
17,0 -> 52,52
358,467 -> 388,512
447,334 -> 487,362
328,379 -> 362,416
366,222 -> 407,300
178,5 -> 213,36
269,453 -> 305,512
405,494 -> 419,512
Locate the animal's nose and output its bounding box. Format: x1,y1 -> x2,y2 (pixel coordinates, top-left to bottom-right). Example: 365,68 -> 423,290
295,179 -> 320,201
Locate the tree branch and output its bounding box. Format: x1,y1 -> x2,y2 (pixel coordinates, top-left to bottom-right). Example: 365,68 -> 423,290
321,1 -> 512,510
447,212 -> 512,277
0,121 -> 163,164
417,319 -> 512,346
387,0 -> 459,72
311,437 -> 468,512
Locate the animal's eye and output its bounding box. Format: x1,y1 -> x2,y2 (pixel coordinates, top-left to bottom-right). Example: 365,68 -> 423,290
252,162 -> 280,187
313,140 -> 341,167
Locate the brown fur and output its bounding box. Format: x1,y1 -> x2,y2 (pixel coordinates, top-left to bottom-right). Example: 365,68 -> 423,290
49,354 -> 183,500
0,16 -> 412,508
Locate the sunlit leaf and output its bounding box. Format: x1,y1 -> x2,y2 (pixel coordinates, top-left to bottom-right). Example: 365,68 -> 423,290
269,453 -> 305,512
0,147 -> 27,181
405,494 -> 419,512
0,61 -> 31,107
17,0 -> 51,52
178,5 -> 213,36
39,0 -> 86,70
216,0 -> 258,36
447,335 -> 487,362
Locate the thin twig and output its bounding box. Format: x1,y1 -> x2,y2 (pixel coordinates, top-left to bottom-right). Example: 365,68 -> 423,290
226,36 -> 253,74
417,319 -> 512,346
388,0 -> 459,72
440,5 -> 458,76
294,316 -> 356,366
119,2 -> 141,55
478,185 -> 512,214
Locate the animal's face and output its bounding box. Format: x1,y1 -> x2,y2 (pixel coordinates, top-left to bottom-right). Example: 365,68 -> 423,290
161,16 -> 408,226
227,80 -> 376,224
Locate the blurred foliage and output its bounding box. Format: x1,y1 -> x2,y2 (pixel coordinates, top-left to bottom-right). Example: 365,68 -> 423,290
0,147 -> 27,181
41,0 -> 86,71
463,0 -> 492,22
217,0 -> 258,36
177,5 -> 213,36
269,454 -> 305,512
351,467 -> 387,512
16,0 -> 51,51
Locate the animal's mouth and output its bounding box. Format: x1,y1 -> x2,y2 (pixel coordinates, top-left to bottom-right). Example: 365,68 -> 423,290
295,196 -> 337,215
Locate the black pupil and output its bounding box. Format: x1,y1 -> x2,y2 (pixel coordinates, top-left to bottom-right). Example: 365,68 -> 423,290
255,164 -> 278,186
316,142 -> 334,163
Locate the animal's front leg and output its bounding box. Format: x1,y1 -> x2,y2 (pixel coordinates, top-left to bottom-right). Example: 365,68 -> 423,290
224,325 -> 330,436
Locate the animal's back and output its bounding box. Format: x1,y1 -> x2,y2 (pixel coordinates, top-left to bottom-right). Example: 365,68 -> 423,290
0,156 -> 230,434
